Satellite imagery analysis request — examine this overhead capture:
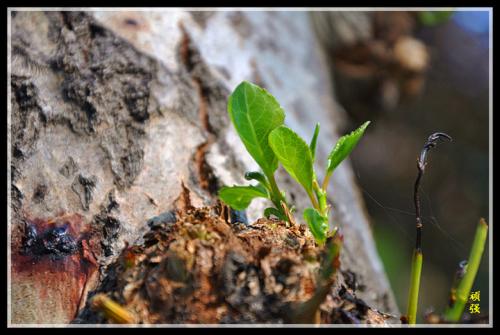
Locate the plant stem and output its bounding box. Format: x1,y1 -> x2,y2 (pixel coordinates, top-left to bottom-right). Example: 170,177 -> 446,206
266,173 -> 284,206
406,132 -> 451,325
321,172 -> 332,193
266,172 -> 296,223
313,179 -> 328,216
444,219 -> 488,323
307,190 -> 320,211
407,249 -> 423,325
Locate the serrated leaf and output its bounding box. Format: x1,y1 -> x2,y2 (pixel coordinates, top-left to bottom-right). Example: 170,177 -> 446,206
218,185 -> 269,211
310,123 -> 320,161
326,121 -> 370,175
303,208 -> 329,245
268,126 -> 314,195
228,81 -> 285,177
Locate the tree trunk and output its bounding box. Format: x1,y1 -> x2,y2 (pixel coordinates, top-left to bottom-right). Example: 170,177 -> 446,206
9,10 -> 398,324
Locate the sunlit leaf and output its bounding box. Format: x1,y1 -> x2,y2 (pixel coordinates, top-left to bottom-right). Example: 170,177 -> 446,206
310,123 -> 320,161
269,126 -> 314,195
326,121 -> 370,175
228,81 -> 285,177
218,184 -> 269,210
303,207 -> 329,245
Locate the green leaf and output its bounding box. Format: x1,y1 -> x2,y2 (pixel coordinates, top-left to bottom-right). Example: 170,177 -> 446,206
303,208 -> 329,245
326,121 -> 370,175
244,171 -> 270,190
268,126 -> 314,195
309,123 -> 320,161
228,81 -> 285,177
264,207 -> 287,221
218,185 -> 269,210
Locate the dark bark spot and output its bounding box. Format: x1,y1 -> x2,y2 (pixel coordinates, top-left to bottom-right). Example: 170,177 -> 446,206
60,156 -> 79,178
93,213 -> 121,257
123,82 -> 150,122
11,184 -> 24,212
32,183 -> 48,203
105,191 -> 120,212
22,222 -> 78,259
342,270 -> 358,291
147,210 -> 177,230
71,174 -> 97,211
124,18 -> 138,26
89,23 -> 106,38
12,78 -> 39,110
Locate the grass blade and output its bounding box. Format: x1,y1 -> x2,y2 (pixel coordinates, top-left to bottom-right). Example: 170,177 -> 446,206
406,249 -> 423,324
444,218 -> 488,322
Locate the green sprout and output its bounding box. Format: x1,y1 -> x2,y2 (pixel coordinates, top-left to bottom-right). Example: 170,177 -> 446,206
219,81 -> 370,245
268,120 -> 370,245
218,81 -> 291,222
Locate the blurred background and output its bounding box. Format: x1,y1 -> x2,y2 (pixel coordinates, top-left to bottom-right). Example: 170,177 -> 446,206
312,10 -> 490,322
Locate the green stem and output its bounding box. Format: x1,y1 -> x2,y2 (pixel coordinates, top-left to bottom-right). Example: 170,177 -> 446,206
307,190 -> 320,211
266,173 -> 285,207
313,179 -> 328,216
321,171 -> 332,193
444,219 -> 488,323
407,249 -> 423,325
266,172 -> 297,224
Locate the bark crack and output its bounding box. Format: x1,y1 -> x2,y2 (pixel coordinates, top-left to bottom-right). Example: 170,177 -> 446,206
179,23 -> 221,195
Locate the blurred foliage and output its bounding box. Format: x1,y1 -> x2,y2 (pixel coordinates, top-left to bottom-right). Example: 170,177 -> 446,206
373,224 -> 410,313
418,11 -> 454,26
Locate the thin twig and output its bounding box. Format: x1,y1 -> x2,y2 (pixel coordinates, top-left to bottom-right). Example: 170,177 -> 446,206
413,132 -> 452,251
407,132 -> 451,325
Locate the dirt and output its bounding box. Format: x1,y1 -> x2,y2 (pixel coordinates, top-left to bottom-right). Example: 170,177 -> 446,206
73,204 -> 390,324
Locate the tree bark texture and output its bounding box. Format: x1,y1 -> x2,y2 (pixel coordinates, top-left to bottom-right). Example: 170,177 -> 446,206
9,10 -> 398,324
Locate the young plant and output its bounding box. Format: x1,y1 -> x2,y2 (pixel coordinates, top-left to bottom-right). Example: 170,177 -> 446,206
218,81 -> 291,222
405,132 -> 452,325
268,121 -> 370,245
217,81 -> 369,321
218,81 -> 370,245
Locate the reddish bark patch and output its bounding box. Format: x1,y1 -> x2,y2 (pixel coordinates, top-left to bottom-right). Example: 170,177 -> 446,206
11,213 -> 99,323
